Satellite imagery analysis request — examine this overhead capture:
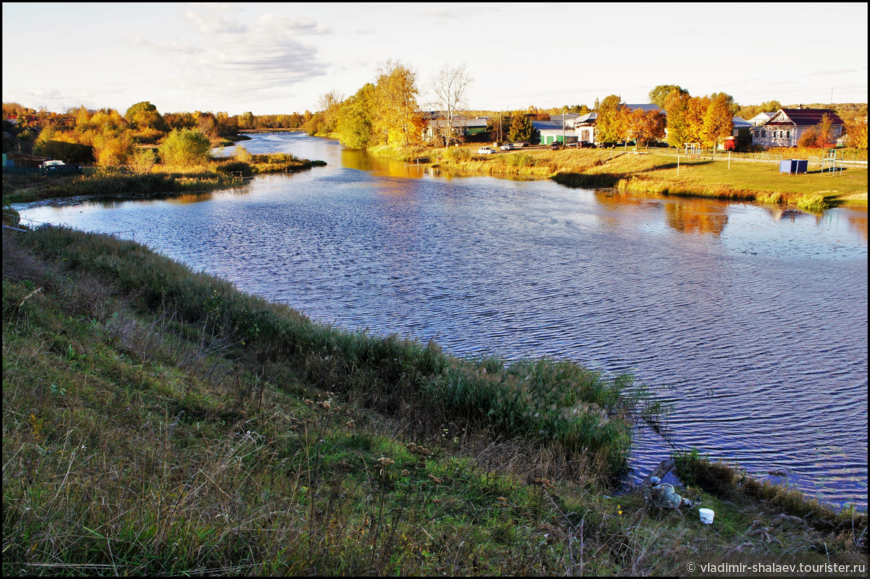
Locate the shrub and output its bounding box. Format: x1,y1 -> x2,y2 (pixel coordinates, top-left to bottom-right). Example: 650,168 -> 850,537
797,127 -> 820,148
442,147 -> 471,162
158,128 -> 211,167
127,148 -> 158,174
215,160 -> 253,177
506,153 -> 535,167
233,145 -> 253,164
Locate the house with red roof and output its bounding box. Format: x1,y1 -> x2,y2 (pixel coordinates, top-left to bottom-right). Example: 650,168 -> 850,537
751,107 -> 844,148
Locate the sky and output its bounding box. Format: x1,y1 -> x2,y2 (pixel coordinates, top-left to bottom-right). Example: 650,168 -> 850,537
3,2 -> 868,116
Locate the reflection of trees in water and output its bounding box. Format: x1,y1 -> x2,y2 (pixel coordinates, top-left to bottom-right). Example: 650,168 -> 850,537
341,149 -> 425,180
593,190 -> 663,210
592,190 -> 729,237
847,214 -> 867,241
663,201 -> 728,236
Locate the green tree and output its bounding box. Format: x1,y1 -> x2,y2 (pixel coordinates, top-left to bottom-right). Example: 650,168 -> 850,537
508,111 -> 534,143
649,85 -> 689,108
158,128 -> 211,167
337,84 -> 376,149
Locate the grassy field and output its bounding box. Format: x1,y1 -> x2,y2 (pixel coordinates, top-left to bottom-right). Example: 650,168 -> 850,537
3,226 -> 866,575
374,144 -> 868,211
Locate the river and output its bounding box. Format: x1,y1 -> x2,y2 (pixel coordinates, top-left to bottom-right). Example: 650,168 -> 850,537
16,133 -> 868,508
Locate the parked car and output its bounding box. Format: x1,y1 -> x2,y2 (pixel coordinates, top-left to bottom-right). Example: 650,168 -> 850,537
578,141 -> 595,148
513,142 -> 528,147
499,143 -> 515,151
477,147 -> 495,155
549,142 -> 563,150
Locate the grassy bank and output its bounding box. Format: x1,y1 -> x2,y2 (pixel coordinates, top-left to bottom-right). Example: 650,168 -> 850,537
2,154 -> 325,206
369,144 -> 868,210
2,171 -> 244,206
3,226 -> 866,575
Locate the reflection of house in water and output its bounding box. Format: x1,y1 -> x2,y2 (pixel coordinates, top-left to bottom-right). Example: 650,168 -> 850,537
664,201 -> 728,236
847,214 -> 867,241
765,206 -> 807,222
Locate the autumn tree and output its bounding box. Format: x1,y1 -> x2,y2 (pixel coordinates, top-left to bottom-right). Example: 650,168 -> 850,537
628,108 -> 666,145
664,89 -> 692,147
595,95 -> 628,144
815,113 -> 836,148
702,93 -> 734,148
429,63 -> 473,147
316,90 -> 344,135
649,85 -> 688,108
373,60 -> 420,148
685,96 -> 710,145
845,115 -> 868,149
124,101 -> 168,132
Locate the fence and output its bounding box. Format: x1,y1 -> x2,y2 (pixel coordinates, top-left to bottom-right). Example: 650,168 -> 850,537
3,165 -> 83,176
644,146 -> 867,167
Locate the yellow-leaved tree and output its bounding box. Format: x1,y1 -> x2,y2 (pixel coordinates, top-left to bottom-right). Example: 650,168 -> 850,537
374,59 -> 421,148
702,93 -> 734,148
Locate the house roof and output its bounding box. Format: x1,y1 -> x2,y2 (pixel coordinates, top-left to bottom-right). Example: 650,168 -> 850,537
532,120 -> 568,131
732,116 -> 752,128
625,104 -> 663,113
766,108 -> 844,127
549,113 -> 581,122
427,118 -> 488,128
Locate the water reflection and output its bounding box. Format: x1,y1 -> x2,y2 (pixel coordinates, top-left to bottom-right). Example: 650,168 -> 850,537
342,148 -> 427,179
591,190 -> 730,236
847,214 -> 868,241
663,201 -> 729,236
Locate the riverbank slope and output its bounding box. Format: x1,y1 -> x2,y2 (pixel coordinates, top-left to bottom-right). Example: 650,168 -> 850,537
3,226 -> 865,575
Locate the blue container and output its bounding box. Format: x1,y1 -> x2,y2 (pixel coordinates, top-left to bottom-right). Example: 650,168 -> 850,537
780,159 -> 808,174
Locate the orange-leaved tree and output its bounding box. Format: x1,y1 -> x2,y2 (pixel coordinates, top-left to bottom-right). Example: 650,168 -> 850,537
628,108 -> 666,146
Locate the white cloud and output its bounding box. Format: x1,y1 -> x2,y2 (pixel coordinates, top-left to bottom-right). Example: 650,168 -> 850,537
128,10 -> 331,101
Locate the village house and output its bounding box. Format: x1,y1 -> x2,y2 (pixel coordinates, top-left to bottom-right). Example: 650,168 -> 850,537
422,117 -> 488,142
747,111 -> 778,126
550,104 -> 664,146
751,107 -> 845,148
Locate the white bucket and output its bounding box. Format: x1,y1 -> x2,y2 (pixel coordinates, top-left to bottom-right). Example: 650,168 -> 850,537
699,508 -> 715,524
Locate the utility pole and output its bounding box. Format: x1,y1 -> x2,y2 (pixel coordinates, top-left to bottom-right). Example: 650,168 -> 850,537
562,106 -> 567,147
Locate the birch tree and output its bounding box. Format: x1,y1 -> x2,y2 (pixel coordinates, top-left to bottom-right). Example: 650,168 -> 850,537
429,63 -> 473,147
375,60 -> 420,148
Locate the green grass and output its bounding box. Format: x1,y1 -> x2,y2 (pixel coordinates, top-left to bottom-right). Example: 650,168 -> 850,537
3,227 -> 866,575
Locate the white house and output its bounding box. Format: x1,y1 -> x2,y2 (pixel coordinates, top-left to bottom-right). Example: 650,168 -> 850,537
751,108 -> 845,148
571,104 -> 665,145
747,112 -> 777,126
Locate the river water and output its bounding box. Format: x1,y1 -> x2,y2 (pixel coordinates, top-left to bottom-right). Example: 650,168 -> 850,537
16,133 -> 868,508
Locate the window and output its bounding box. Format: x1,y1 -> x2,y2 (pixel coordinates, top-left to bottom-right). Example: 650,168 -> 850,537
787,131 -> 790,139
